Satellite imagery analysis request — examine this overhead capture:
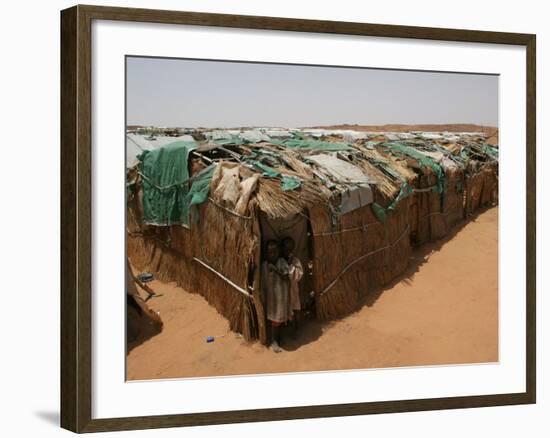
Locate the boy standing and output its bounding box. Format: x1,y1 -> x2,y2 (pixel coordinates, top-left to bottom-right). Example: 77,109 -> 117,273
261,240 -> 291,352
281,237 -> 304,338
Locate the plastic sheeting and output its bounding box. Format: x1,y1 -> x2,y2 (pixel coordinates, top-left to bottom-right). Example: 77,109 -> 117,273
138,140 -> 215,226
127,133 -> 195,168
307,153 -> 374,213
272,138 -> 351,151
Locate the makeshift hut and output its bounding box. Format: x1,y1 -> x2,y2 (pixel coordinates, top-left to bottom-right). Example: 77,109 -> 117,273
126,129 -> 499,344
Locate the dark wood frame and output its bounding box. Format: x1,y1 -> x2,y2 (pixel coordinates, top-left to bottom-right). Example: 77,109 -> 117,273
61,4 -> 536,433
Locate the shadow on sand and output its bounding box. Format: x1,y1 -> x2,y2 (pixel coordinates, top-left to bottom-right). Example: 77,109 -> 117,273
127,299 -> 163,353
279,205 -> 494,352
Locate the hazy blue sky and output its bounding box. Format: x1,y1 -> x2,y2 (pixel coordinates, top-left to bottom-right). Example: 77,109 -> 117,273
126,57 -> 498,128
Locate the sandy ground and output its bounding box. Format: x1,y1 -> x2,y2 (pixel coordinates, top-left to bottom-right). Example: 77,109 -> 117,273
127,207 -> 498,380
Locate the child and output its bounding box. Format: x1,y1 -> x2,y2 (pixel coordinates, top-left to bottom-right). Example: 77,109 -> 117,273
261,240 -> 291,352
281,237 -> 304,338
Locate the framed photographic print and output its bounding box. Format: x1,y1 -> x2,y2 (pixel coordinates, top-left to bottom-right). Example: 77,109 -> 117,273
60,4 -> 536,433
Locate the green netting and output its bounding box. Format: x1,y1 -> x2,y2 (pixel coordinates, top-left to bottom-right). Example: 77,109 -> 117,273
271,138 -> 352,151
138,140 -> 200,226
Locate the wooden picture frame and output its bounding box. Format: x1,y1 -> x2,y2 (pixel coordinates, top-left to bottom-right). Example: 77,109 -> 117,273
61,4 -> 536,433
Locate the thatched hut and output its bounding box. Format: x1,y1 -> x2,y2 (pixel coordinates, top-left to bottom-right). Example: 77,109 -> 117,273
126,129 -> 498,344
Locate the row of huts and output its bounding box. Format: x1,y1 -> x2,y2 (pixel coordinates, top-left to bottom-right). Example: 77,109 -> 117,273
126,128 -> 498,345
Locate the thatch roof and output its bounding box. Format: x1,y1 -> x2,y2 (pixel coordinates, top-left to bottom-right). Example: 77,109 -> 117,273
127,128 -> 498,221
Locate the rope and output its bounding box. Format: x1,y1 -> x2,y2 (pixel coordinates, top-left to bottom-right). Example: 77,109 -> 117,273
313,220 -> 382,237
413,185 -> 437,193
136,170 -> 195,191
127,229 -> 252,297
418,211 -> 451,222
193,257 -> 251,297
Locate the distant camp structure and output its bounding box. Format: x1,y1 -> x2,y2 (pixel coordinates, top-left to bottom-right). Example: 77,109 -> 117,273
126,127 -> 499,344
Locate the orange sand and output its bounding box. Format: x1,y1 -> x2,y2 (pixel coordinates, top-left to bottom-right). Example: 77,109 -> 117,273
127,207 -> 498,380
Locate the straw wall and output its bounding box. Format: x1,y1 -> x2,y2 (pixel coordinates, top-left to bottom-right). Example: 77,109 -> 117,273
480,165 -> 498,207
443,168 -> 465,231
126,193 -> 260,341
464,170 -> 485,216
309,195 -> 412,321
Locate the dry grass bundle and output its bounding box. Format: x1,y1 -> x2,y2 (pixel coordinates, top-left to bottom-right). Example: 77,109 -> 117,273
310,196 -> 413,321
408,169 -> 447,245
315,270 -> 363,320
127,234 -> 157,272
193,201 -> 256,290
480,166 -> 498,207
465,171 -> 485,216
276,150 -> 316,179
192,200 -> 258,339
428,187 -> 447,241
354,159 -> 398,199
443,168 -> 465,230
356,144 -> 416,181
309,199 -> 403,320
309,205 -> 364,320
410,174 -> 431,246
385,198 -> 413,281
127,183 -> 145,233
255,176 -> 330,219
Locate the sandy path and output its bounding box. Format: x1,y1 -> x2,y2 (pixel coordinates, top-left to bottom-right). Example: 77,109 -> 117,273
127,207 -> 498,380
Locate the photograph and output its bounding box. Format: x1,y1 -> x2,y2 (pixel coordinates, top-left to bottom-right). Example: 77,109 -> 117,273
125,56 -> 499,381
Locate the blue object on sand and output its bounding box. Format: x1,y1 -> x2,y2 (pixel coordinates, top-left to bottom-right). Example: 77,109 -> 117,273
137,272 -> 154,283
206,336 -> 215,343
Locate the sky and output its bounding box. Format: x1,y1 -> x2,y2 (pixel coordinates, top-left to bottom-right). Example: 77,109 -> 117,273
126,56 -> 498,128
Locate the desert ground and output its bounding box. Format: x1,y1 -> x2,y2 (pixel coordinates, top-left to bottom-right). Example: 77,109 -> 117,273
127,206 -> 498,380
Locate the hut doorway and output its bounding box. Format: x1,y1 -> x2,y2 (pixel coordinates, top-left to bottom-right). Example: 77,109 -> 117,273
259,212 -> 314,320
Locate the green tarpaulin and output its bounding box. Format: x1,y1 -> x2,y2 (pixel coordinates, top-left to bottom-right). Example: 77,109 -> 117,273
371,182 -> 413,223
383,142 -> 446,193
246,159 -> 302,191
271,138 -> 352,151
482,143 -> 499,160
281,175 -> 301,191
213,136 -> 246,146
138,140 -> 202,226
188,165 -> 216,207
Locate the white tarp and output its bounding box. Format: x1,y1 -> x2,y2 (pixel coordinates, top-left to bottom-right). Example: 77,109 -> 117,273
308,154 -> 371,184
126,134 -> 195,168
240,130 -> 270,143
262,129 -> 292,138
417,149 -> 459,171
205,130 -> 234,141
307,153 -> 373,212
